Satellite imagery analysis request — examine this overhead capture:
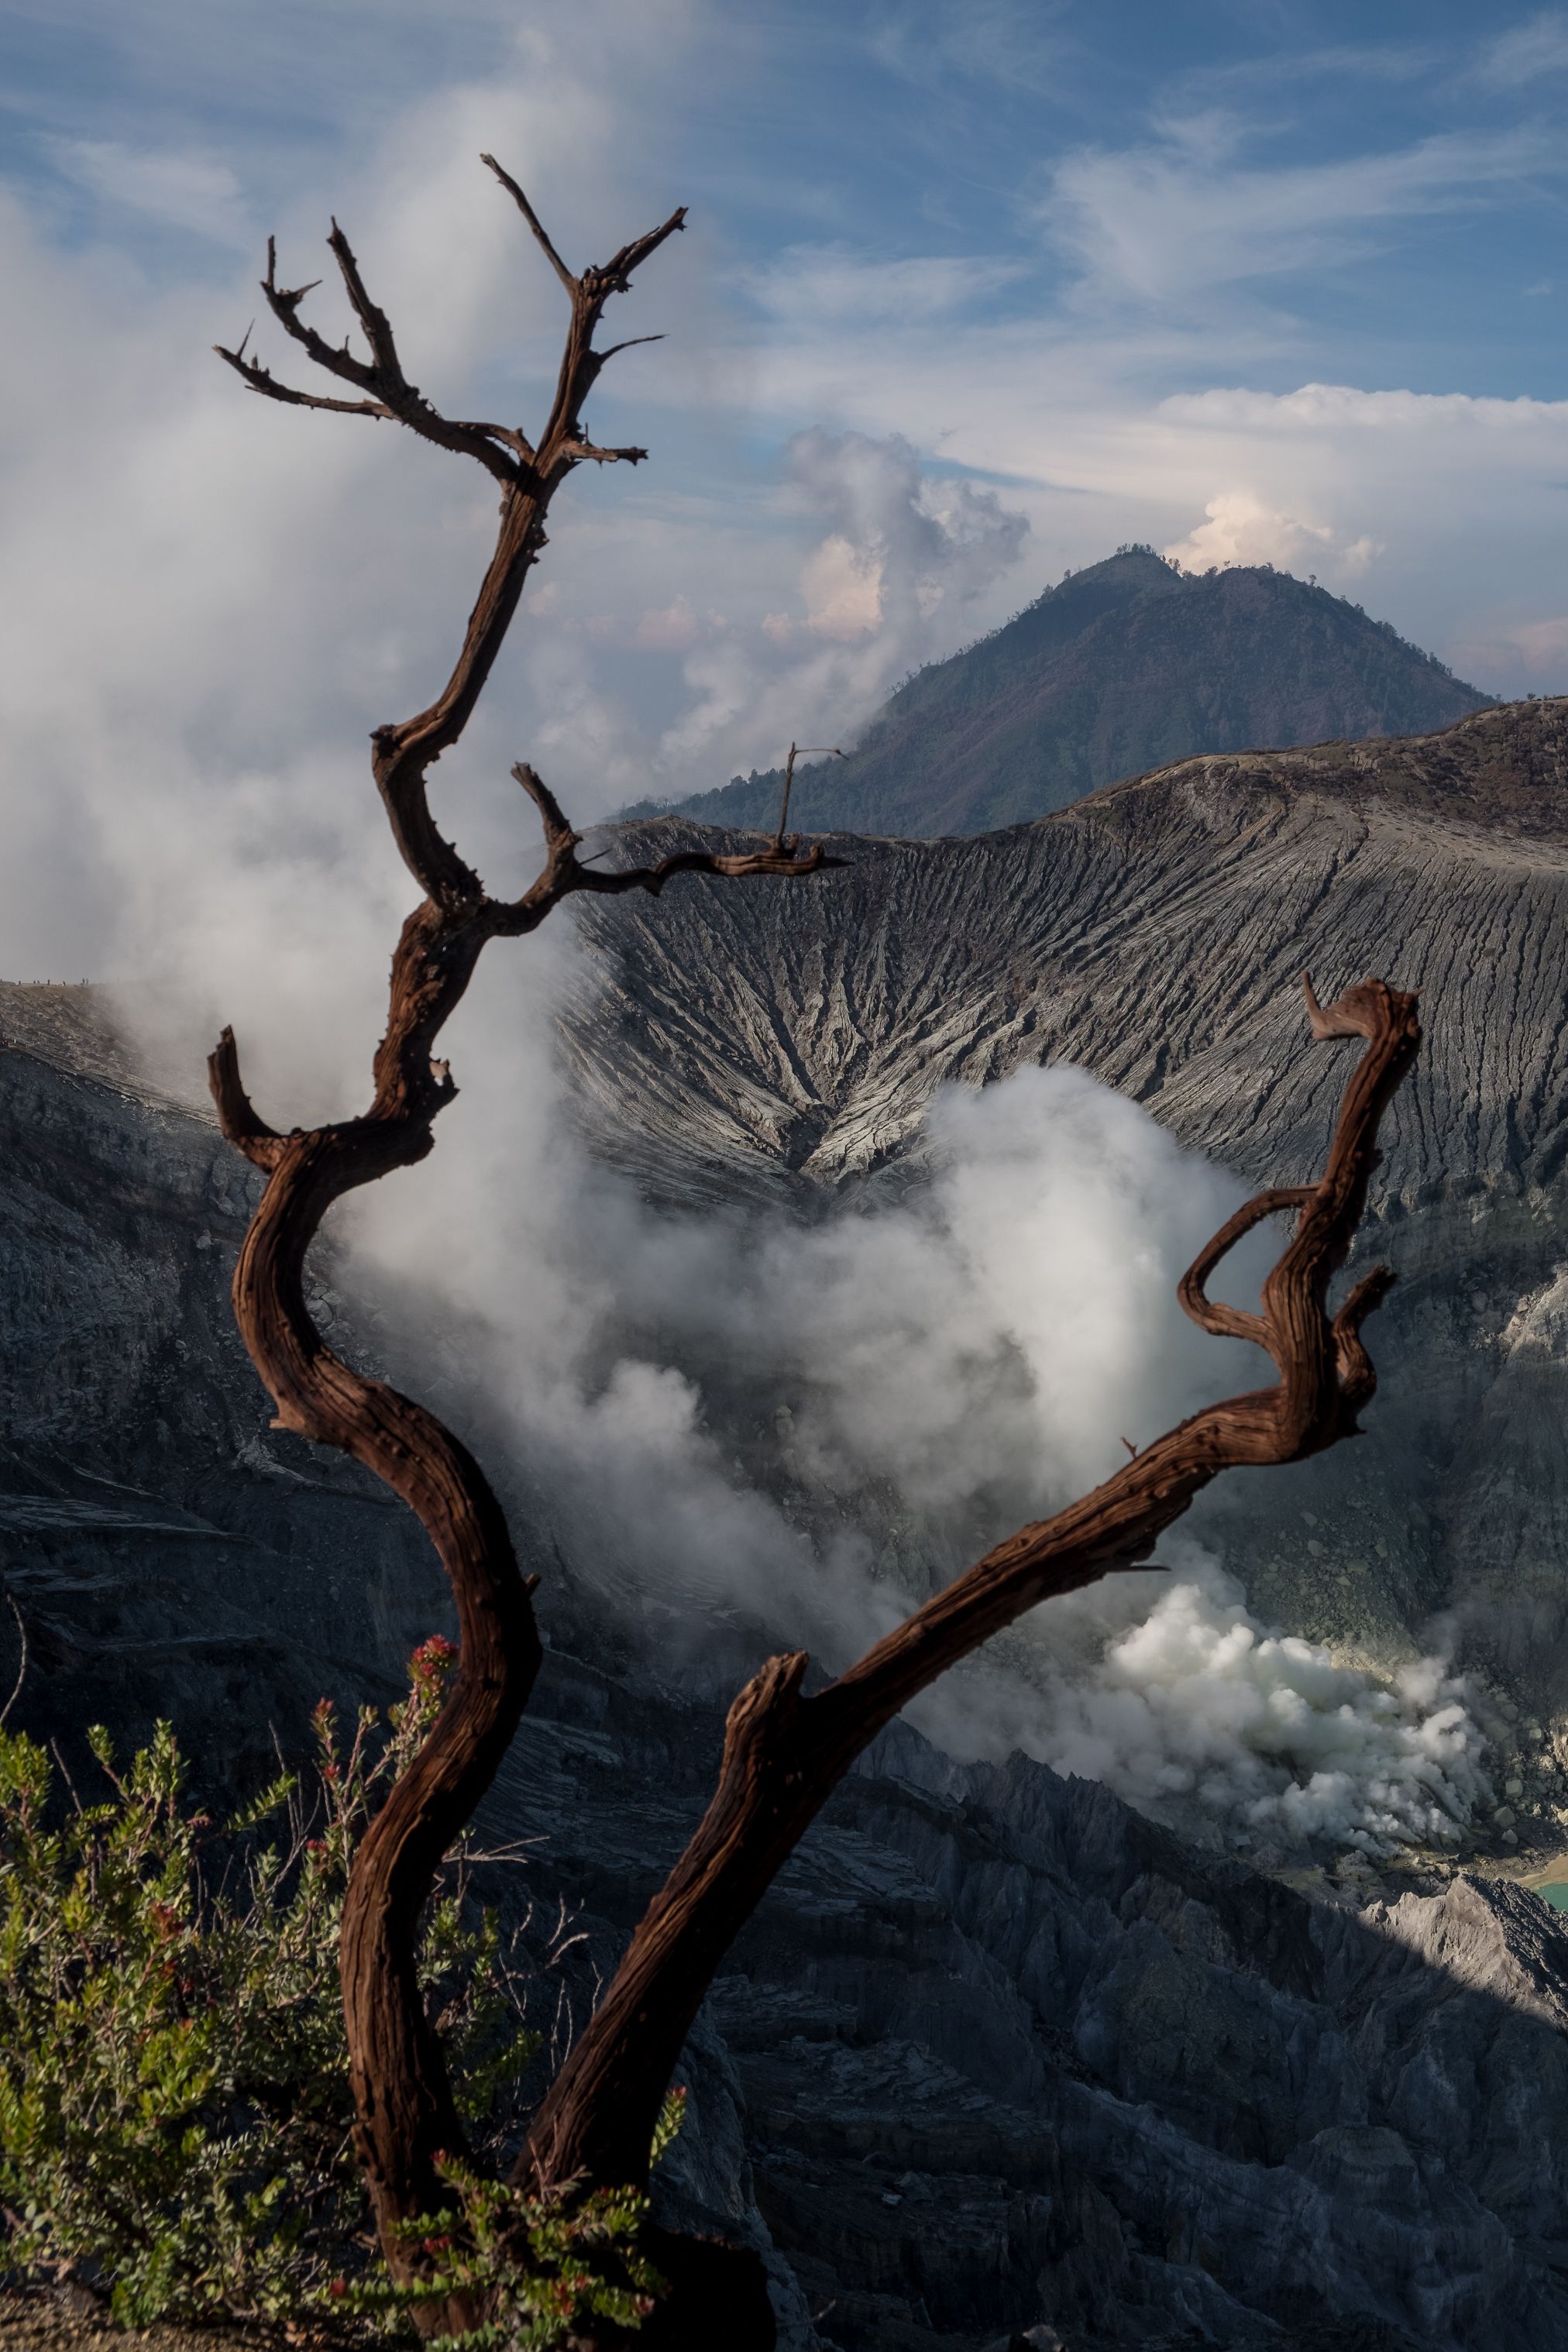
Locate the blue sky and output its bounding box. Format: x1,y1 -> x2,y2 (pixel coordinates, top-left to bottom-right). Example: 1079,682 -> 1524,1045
3,1 -> 1568,989
8,0 -> 1566,399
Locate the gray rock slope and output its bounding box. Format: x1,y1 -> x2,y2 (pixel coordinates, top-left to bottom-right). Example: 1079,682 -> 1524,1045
503,1656 -> 1568,2351
1,984 -> 1565,2350
564,699 -> 1568,1740
0,982 -> 445,1767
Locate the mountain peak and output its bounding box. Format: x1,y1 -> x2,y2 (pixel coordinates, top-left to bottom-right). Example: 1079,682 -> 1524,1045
636,555 -> 1491,841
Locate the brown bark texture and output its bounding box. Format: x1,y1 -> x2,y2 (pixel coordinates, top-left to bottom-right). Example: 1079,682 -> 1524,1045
210,152 -> 1423,2352
520,975 -> 1421,2227
209,163 -> 837,2330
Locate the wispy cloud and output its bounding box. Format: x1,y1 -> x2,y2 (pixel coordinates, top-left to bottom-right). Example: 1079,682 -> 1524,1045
864,0 -> 1077,97
1044,123 -> 1553,307
1161,36 -> 1442,105
1481,9 -> 1568,86
746,244 -> 1028,328
48,137 -> 252,247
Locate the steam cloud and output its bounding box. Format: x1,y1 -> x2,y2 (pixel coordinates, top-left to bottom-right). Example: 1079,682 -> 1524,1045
658,425 -> 1029,779
332,953 -> 1488,1864
1002,1543 -> 1486,1858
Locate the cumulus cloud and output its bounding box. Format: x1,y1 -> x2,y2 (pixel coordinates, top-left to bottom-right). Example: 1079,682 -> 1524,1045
1164,490 -> 1378,581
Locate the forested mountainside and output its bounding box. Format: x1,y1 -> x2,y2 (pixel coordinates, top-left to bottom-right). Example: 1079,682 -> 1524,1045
635,549 -> 1491,839
9,697 -> 1568,2346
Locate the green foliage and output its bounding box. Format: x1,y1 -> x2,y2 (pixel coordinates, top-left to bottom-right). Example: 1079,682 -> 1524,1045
334,2092 -> 687,2350
0,1635 -> 651,2338
337,2160 -> 665,2350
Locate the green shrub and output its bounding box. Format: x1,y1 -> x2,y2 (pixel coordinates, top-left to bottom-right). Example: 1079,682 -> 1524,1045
0,1639 -> 672,2341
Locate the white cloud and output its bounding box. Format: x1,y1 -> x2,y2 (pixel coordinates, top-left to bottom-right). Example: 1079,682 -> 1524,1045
1481,10 -> 1568,86
657,427 -> 1028,774
747,243 -> 1025,328
50,138 -> 253,247
1164,490 -> 1378,581
1012,1542 -> 1487,1859
1045,126 -> 1549,307
633,595 -> 702,651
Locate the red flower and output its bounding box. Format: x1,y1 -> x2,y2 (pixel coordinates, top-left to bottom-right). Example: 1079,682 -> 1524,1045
410,1635 -> 459,1686
328,2279 -> 347,2300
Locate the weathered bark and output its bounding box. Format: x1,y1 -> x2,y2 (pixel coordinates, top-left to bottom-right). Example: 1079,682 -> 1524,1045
522,977 -> 1421,2237
212,150 -> 1424,2352
211,170 -> 838,2329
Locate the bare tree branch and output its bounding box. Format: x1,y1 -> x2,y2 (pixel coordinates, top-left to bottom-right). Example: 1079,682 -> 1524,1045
208,1027 -> 286,1170
212,153 -> 1423,2351
245,231 -> 524,490
1178,1185 -> 1313,1350
0,1590 -> 28,1731
327,217 -> 405,383
555,438 -> 649,466
519,973 -> 1422,2208
211,160 -> 837,2342
213,342 -> 394,420
479,153 -> 579,295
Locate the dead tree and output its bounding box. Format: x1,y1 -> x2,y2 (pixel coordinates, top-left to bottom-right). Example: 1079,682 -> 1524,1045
210,163 -> 837,2329
211,160 -> 1421,2350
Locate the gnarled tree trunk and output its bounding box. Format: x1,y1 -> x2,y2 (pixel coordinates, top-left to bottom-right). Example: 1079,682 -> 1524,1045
211,160 -> 1422,2349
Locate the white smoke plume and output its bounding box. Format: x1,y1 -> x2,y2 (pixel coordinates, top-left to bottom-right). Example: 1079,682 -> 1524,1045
658,426 -> 1030,779
335,961 -> 1490,1862
995,1542 -> 1487,1858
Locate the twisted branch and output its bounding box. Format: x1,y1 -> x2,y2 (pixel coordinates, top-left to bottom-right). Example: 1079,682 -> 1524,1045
520,972 -> 1421,2209
215,160 -> 688,905
209,160 -> 836,2338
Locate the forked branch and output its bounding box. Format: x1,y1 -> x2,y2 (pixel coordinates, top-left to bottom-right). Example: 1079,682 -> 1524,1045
521,972 -> 1421,2203
215,158 -> 691,906
209,160 -> 837,2340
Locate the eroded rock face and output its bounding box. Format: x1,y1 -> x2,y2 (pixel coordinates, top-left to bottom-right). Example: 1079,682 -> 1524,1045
0,982 -> 447,1775
500,1663 -> 1568,2350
